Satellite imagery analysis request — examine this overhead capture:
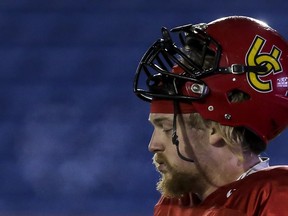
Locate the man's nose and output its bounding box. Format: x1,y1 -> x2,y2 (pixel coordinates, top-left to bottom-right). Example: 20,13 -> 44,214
148,130 -> 165,153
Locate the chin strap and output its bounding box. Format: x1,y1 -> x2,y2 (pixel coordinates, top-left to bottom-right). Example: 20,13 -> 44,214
172,101 -> 195,163
218,64 -> 267,74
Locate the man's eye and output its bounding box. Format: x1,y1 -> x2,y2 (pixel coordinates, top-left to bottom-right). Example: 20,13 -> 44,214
162,128 -> 173,133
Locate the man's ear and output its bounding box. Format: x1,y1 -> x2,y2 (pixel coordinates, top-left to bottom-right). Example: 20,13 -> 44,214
210,127 -> 217,135
209,127 -> 225,147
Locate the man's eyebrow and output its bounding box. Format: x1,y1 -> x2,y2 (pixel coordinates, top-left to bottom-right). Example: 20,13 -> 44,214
149,116 -> 172,125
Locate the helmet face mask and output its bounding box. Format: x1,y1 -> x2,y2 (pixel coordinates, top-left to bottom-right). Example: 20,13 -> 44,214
134,24 -> 221,101
134,16 -> 288,144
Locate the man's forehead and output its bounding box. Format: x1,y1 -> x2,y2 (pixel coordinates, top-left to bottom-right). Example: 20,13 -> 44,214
148,113 -> 191,123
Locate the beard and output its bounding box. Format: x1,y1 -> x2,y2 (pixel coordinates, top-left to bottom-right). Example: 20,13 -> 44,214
153,154 -> 197,198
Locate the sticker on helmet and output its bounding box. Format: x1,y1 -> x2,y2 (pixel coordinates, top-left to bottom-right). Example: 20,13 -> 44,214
277,77 -> 288,88
245,35 -> 283,93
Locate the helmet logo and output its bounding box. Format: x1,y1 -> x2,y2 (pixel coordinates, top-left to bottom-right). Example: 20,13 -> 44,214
246,35 -> 282,93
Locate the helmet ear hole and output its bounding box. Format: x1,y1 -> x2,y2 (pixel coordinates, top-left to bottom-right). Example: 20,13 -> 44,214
227,89 -> 250,103
242,128 -> 266,154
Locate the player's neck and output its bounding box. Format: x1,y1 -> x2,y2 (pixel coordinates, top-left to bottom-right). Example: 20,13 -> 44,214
199,153 -> 261,201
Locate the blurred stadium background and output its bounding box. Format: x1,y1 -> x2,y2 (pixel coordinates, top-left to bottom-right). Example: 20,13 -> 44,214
0,0 -> 287,215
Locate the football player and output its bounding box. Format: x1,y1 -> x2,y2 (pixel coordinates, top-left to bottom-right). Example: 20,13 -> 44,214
133,16 -> 288,215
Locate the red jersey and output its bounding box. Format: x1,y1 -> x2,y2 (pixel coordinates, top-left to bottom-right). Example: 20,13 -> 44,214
154,166 -> 288,216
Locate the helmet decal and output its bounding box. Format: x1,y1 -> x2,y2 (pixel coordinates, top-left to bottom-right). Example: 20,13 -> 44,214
277,77 -> 288,88
246,35 -> 283,93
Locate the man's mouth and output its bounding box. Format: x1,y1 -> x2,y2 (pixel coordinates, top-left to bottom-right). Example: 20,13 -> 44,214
157,163 -> 168,173
153,155 -> 168,173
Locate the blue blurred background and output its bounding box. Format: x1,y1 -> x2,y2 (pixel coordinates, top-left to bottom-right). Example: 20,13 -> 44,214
0,0 -> 287,215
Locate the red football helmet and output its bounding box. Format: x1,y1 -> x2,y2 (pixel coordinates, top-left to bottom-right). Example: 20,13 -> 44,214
134,16 -> 288,144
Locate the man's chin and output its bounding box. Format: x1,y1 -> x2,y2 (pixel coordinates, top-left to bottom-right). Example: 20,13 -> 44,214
156,171 -> 196,198
156,174 -> 184,198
